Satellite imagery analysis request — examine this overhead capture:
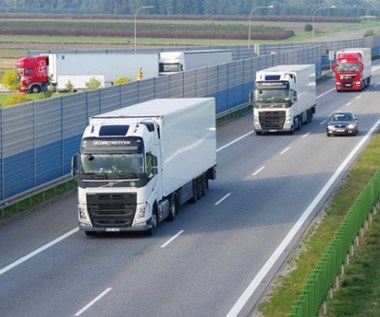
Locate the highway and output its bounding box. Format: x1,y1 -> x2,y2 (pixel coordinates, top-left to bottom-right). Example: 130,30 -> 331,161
1,63 -> 380,317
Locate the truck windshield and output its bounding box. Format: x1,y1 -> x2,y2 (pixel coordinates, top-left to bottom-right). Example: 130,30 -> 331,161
159,63 -> 183,73
254,88 -> 290,105
336,63 -> 359,72
78,153 -> 145,178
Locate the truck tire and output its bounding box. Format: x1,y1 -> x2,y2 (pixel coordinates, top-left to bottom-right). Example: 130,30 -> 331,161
31,85 -> 41,93
167,193 -> 177,221
190,178 -> 201,204
201,174 -> 208,196
146,206 -> 158,235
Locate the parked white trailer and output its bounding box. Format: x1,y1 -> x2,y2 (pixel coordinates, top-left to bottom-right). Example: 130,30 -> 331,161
72,98 -> 217,235
158,49 -> 233,75
251,64 -> 316,134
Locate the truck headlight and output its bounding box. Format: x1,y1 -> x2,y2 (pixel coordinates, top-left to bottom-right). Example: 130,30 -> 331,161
78,205 -> 91,225
135,203 -> 148,223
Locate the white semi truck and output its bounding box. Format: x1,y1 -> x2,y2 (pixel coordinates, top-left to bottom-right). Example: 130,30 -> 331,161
158,49 -> 233,75
251,64 -> 316,134
72,98 -> 217,235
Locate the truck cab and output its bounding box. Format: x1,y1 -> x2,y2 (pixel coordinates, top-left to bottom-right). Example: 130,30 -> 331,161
15,55 -> 49,93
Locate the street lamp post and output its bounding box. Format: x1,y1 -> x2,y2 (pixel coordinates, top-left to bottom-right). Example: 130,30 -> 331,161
134,5 -> 155,54
312,5 -> 336,43
248,5 -> 274,49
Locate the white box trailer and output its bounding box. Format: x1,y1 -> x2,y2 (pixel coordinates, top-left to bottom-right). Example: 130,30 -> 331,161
48,52 -> 159,87
159,49 -> 233,75
72,98 -> 217,235
251,64 -> 316,134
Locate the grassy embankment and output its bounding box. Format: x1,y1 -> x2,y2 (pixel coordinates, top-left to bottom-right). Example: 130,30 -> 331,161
257,132 -> 380,317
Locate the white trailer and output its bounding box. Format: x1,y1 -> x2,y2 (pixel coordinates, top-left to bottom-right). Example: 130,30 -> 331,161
47,52 -> 159,88
72,98 -> 217,235
251,64 -> 316,134
159,49 -> 233,75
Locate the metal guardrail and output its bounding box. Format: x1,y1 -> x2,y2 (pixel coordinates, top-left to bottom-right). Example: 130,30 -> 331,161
0,174 -> 73,220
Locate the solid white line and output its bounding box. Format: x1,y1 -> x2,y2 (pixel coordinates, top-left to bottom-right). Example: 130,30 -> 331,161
160,230 -> 184,248
302,132 -> 311,138
74,287 -> 112,316
0,227 -> 79,276
226,119 -> 380,317
252,166 -> 265,176
280,147 -> 290,155
215,193 -> 231,206
217,131 -> 254,152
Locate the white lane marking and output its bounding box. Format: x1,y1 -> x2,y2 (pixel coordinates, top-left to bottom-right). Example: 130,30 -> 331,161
346,102 -> 352,106
252,166 -> 265,176
356,95 -> 361,100
215,193 -> 231,206
160,230 -> 184,248
227,119 -> 380,317
0,227 -> 79,276
302,132 -> 311,138
217,131 -> 254,152
74,287 -> 112,316
280,147 -> 290,155
317,88 -> 335,99
320,120 -> 327,125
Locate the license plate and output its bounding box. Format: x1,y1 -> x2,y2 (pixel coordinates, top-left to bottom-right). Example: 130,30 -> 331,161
336,129 -> 345,132
105,228 -> 120,232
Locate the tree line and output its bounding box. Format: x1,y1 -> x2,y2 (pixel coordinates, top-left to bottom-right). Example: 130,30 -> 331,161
0,0 -> 378,17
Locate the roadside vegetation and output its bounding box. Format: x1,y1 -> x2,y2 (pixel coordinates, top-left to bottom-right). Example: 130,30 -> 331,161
258,131 -> 380,316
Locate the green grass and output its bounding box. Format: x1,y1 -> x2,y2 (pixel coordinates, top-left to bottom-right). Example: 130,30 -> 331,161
258,132 -> 380,316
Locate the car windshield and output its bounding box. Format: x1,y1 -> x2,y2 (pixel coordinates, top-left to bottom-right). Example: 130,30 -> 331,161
331,113 -> 353,121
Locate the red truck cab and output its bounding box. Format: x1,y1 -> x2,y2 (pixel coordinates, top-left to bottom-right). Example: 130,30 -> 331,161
15,55 -> 49,93
332,48 -> 371,92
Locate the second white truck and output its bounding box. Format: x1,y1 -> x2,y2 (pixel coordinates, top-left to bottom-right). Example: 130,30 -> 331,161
72,98 -> 216,235
158,49 -> 233,75
251,64 -> 316,134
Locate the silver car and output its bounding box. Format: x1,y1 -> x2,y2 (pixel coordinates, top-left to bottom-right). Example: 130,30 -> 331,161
326,111 -> 359,136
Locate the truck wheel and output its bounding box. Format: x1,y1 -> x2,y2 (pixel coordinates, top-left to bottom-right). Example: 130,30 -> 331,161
31,85 -> 41,93
146,207 -> 158,235
167,194 -> 177,221
189,178 -> 199,204
201,174 -> 208,196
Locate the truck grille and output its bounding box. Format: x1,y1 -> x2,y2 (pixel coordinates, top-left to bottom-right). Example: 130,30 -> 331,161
259,111 -> 285,129
87,193 -> 137,228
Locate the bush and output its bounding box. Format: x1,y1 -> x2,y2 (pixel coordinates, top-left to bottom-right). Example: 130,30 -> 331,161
85,77 -> 102,90
4,93 -> 31,107
65,80 -> 74,92
2,70 -> 19,90
364,29 -> 376,37
304,24 -> 313,32
113,77 -> 132,85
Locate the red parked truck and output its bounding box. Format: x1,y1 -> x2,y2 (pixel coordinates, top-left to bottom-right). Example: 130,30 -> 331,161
332,48 -> 371,92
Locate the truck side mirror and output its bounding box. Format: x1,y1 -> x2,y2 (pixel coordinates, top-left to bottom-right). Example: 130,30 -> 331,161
332,64 -> 337,72
71,153 -> 79,178
249,91 -> 254,104
292,90 -> 297,101
359,64 -> 364,72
